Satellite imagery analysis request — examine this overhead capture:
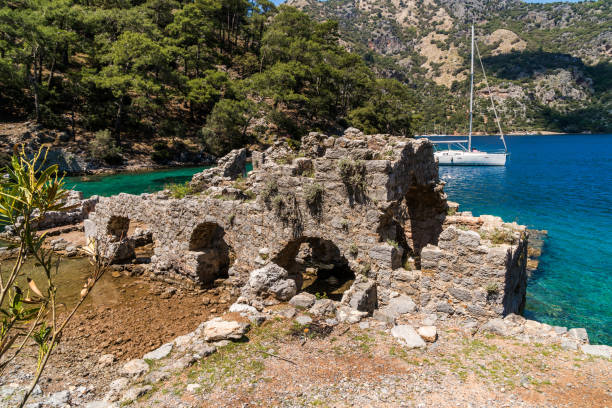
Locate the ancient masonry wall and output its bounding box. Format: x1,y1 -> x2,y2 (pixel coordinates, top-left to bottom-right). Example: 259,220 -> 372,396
85,128 -> 528,320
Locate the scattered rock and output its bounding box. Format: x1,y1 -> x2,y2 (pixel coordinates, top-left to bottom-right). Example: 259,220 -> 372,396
581,344 -> 612,359
143,343 -> 173,360
295,315 -> 313,325
289,292 -> 317,309
242,263 -> 297,302
373,307 -> 397,325
46,390 -> 70,406
202,317 -> 250,342
336,305 -> 368,324
121,385 -> 152,403
85,401 -> 118,408
98,353 -> 116,367
310,299 -> 337,317
341,276 -> 377,313
561,339 -> 579,351
166,354 -> 198,371
120,359 -> 149,378
191,343 -> 217,358
105,378 -> 130,402
159,287 -> 177,299
568,328 -> 589,344
481,318 -> 509,336
229,303 -> 258,314
275,306 -> 297,318
417,326 -> 438,342
391,325 -> 426,349
186,383 -> 201,393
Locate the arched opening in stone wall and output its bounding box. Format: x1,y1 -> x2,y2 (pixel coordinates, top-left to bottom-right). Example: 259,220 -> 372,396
107,216 -> 130,241
188,222 -> 233,284
273,238 -> 355,301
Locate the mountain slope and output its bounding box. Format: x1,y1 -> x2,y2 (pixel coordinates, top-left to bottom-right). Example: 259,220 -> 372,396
287,0 -> 612,134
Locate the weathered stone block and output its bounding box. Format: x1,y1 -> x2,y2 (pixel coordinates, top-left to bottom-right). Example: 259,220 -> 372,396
341,276 -> 377,313
369,243 -> 403,270
457,230 -> 481,248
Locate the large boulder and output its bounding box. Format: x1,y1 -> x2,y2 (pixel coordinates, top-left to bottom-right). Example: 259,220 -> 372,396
202,317 -> 250,342
242,263 -> 297,302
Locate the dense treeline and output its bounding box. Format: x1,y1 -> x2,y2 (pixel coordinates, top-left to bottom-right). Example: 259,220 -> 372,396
0,1 -> 420,158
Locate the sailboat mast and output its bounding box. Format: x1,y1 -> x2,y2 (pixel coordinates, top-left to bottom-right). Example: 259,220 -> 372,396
468,24 -> 474,151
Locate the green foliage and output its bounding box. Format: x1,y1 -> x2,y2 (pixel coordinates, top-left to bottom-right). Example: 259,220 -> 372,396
304,183 -> 324,206
202,99 -> 254,156
337,158 -> 367,203
348,79 -> 417,136
260,179 -> 279,206
90,130 -> 123,165
386,239 -> 399,249
0,147 -> 110,407
486,283 -> 500,294
0,0 -> 436,155
165,182 -> 193,199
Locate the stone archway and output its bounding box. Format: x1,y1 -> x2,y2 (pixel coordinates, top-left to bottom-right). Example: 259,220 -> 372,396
186,222 -> 232,284
273,237 -> 355,301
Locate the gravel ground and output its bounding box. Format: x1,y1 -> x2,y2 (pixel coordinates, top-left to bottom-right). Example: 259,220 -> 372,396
134,317 -> 612,408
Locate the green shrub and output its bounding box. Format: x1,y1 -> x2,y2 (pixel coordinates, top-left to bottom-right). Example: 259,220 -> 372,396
151,141 -> 172,164
261,179 -> 279,205
90,130 -> 123,165
304,183 -> 324,207
386,239 -> 399,249
486,283 -> 499,294
166,182 -> 193,198
337,158 -> 367,203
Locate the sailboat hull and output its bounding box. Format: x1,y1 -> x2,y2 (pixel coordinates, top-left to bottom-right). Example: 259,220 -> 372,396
435,151 -> 507,166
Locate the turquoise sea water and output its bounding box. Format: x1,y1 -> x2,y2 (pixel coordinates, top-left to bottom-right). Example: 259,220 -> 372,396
66,135 -> 612,344
66,166 -> 210,198
439,134 -> 611,345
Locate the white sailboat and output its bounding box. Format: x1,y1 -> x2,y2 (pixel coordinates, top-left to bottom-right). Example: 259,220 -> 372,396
432,25 -> 508,166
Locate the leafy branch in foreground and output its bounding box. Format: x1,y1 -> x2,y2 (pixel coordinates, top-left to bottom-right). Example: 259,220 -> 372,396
0,147 -> 113,407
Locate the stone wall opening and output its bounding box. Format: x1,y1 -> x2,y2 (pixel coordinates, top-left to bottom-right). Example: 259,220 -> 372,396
188,222 -> 232,284
273,238 -> 355,301
127,221 -> 154,263
106,216 -> 130,241
404,184 -> 445,267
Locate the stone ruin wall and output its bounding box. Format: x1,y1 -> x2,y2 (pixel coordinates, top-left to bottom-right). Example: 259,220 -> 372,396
85,128 -> 528,321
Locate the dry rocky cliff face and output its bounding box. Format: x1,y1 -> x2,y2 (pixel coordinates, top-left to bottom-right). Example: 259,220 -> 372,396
85,127 -> 528,322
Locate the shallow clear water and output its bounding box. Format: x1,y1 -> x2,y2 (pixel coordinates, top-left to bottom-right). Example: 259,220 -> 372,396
439,134 -> 612,345
65,166 -> 210,198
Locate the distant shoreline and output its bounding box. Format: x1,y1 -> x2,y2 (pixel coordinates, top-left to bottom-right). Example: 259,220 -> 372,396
419,131 -> 601,137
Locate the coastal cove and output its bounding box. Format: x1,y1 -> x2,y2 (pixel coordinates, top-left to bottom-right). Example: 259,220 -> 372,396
441,134 -> 612,345
64,134 -> 612,345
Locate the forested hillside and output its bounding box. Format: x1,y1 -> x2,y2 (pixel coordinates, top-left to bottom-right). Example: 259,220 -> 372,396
289,0 -> 611,135
0,1 -> 418,167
